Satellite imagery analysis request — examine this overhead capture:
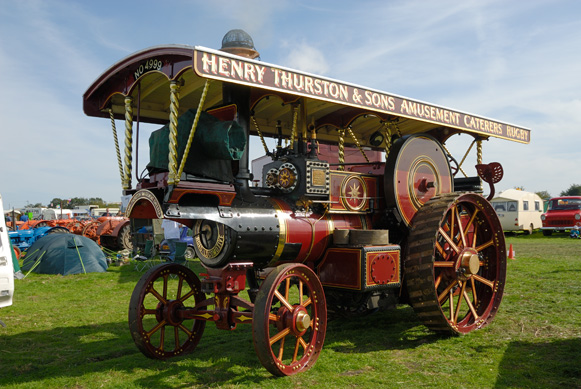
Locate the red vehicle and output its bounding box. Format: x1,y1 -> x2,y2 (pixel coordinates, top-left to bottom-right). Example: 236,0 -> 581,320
541,196 -> 581,235
83,30 -> 530,376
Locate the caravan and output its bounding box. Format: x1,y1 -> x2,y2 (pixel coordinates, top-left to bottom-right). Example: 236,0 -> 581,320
491,189 -> 543,234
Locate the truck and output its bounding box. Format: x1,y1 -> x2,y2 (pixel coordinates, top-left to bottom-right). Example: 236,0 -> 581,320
541,196 -> 581,235
83,29 -> 530,376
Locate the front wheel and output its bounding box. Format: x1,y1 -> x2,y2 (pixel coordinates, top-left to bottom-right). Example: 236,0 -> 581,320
252,263 -> 327,376
128,263 -> 206,359
405,193 -> 506,335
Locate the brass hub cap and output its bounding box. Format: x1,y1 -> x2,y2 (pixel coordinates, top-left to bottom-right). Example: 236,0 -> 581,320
295,310 -> 311,333
460,250 -> 480,275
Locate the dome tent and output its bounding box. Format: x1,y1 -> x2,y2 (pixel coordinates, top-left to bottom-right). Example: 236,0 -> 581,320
22,234 -> 108,276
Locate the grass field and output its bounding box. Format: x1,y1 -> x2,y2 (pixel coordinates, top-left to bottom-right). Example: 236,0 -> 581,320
1,232 -> 579,388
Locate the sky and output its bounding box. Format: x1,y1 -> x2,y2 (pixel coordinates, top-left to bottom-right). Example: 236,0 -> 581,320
1,0 -> 580,209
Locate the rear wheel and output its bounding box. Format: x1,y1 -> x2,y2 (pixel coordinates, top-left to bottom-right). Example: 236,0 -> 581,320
405,193 -> 506,335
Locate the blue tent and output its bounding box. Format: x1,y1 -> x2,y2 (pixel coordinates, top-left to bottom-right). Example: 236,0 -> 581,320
22,234 -> 108,275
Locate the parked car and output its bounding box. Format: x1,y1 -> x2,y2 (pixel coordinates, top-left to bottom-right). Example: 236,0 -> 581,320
491,189 -> 543,234
541,196 -> 581,236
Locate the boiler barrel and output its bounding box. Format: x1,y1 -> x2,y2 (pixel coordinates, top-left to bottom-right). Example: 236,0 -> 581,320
175,197 -> 371,268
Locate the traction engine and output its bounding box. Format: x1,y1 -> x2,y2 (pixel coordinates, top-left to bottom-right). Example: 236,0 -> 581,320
83,30 -> 529,376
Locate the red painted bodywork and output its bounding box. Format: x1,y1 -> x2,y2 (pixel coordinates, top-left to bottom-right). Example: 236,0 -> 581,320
541,196 -> 581,231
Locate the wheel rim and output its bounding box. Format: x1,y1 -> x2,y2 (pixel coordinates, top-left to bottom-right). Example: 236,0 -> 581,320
82,221 -> 100,240
129,263 -> 206,359
118,224 -> 133,250
46,227 -> 70,234
184,247 -> 196,260
252,263 -> 327,376
405,193 -> 506,334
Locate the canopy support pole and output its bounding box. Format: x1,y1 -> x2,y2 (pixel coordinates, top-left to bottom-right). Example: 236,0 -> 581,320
251,115 -> 270,156
290,105 -> 298,151
109,109 -> 125,186
167,81 -> 180,185
382,122 -> 392,159
123,96 -> 134,190
457,139 -> 476,175
347,126 -> 369,163
337,128 -> 345,171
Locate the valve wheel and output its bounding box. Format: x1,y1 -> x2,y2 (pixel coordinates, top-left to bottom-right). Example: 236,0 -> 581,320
405,193 -> 506,335
252,263 -> 327,376
129,263 -> 206,359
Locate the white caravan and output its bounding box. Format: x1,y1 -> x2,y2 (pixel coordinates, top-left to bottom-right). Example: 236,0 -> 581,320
491,189 -> 543,234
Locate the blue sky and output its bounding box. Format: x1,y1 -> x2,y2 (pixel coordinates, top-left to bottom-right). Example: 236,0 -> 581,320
1,0 -> 579,209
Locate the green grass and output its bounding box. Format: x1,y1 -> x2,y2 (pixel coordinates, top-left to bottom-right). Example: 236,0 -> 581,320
1,232 -> 580,388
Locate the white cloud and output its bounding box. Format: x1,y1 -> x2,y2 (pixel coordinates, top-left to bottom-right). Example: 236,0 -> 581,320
280,42 -> 330,75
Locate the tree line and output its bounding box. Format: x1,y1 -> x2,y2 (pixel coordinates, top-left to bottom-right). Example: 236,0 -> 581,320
23,184 -> 581,209
26,197 -> 116,209
535,183 -> 581,200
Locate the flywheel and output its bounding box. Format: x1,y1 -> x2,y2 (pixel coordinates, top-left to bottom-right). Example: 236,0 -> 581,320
385,134 -> 453,227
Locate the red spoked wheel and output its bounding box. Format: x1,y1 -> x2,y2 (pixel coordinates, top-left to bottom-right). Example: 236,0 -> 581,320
82,221 -> 101,242
405,193 -> 506,334
252,263 -> 327,376
129,263 -> 206,359
66,220 -> 86,235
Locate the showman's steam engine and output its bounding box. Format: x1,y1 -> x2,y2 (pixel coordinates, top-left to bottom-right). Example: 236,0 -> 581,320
83,30 -> 530,376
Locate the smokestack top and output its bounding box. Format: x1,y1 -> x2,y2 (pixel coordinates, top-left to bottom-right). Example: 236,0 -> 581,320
220,29 -> 259,59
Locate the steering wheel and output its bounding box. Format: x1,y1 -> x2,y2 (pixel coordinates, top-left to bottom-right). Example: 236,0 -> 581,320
447,154 -> 460,177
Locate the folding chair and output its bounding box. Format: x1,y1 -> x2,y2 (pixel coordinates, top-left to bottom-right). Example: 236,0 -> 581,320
133,239 -> 161,271
173,242 -> 187,263
174,241 -> 200,269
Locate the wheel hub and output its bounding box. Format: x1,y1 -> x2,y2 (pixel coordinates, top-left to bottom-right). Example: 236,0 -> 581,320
459,250 -> 480,275
280,305 -> 311,336
156,300 -> 184,326
295,310 -> 311,333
